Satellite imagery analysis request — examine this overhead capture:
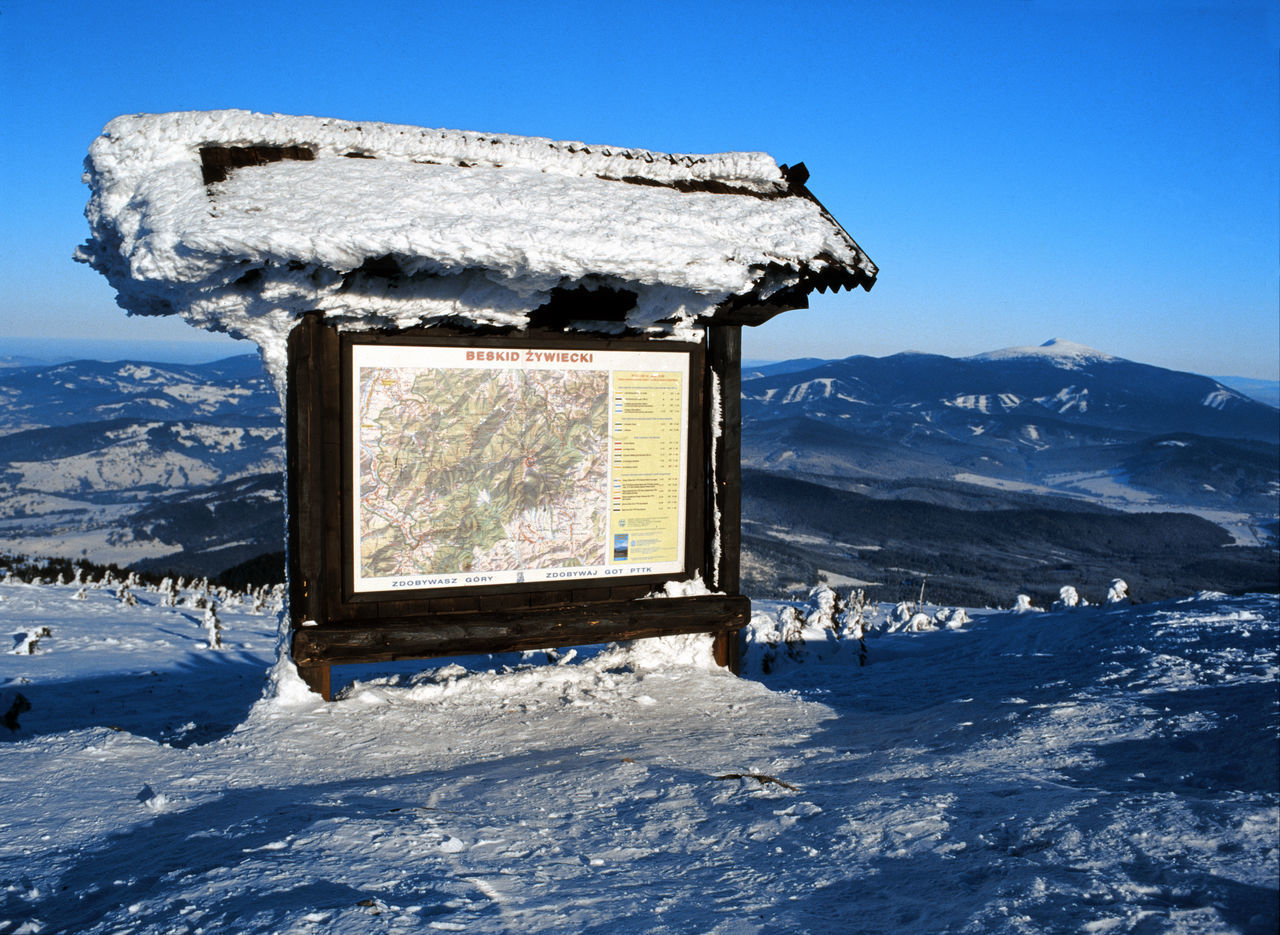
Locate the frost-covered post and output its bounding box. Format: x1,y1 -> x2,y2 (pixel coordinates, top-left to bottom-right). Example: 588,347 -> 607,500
707,324 -> 743,672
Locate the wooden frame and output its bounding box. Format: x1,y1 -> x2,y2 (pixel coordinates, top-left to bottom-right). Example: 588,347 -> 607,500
287,315 -> 748,698
340,330 -> 705,600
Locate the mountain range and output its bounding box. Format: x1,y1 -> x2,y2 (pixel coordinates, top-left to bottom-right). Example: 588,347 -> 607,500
739,339 -> 1277,602
0,356 -> 282,575
0,339 -> 1274,601
743,339 -> 1276,511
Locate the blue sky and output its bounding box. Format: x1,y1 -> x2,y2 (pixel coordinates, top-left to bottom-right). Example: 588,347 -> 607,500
2,0 -> 1276,377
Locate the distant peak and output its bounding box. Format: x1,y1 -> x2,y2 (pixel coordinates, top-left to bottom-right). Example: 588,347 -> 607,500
968,339 -> 1118,368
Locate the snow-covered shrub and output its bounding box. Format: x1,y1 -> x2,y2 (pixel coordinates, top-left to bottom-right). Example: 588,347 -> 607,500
10,626 -> 51,655
777,605 -> 805,660
1011,594 -> 1043,614
116,583 -> 138,606
743,611 -> 783,674
837,589 -> 870,640
805,584 -> 840,630
886,601 -> 916,631
1106,578 -> 1130,604
836,589 -> 872,665
908,612 -> 936,632
72,586 -> 87,601
934,607 -> 970,629
203,604 -> 223,650
1052,586 -> 1081,610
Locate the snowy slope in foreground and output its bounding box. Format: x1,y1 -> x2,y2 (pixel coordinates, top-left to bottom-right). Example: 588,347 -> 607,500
1,585 -> 1277,934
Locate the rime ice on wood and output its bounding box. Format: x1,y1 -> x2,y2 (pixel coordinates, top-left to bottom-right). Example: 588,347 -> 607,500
76,110 -> 875,386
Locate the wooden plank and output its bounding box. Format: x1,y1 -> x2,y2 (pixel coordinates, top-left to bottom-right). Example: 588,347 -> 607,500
287,313 -> 328,629
292,595 -> 750,666
707,325 -> 743,675
707,325 -> 742,596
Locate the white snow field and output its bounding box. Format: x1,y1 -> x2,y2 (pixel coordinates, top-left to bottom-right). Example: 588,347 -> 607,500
1,581 -> 1276,934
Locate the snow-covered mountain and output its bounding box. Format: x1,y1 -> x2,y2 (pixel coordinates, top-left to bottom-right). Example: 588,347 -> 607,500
743,338 -> 1279,517
0,356 -> 282,573
745,338 -> 1275,444
741,340 -> 1277,602
0,356 -> 277,435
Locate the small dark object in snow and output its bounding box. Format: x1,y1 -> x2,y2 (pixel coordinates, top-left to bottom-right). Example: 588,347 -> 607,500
715,772 -> 799,792
3,691 -> 31,731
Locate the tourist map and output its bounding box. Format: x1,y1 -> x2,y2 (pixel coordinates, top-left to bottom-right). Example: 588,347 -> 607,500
351,344 -> 690,592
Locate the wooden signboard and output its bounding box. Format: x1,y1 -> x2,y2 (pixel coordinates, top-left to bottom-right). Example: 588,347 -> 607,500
287,314 -> 749,698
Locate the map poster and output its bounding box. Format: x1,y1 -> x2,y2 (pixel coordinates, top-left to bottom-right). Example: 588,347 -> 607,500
350,343 -> 692,593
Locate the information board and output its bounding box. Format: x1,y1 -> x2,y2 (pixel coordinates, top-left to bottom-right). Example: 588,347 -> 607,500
350,342 -> 692,593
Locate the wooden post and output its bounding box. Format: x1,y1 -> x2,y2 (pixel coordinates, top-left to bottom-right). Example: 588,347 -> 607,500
287,313 -> 332,699
707,325 -> 743,674
297,663 -> 331,701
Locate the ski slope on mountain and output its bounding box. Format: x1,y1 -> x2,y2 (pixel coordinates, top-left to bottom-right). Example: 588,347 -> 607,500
1,581 -> 1275,934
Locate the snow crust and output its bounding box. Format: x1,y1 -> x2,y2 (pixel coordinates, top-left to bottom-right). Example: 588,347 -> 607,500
2,579 -> 1276,934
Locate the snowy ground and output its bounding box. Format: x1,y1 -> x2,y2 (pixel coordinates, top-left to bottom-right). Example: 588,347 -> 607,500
1,582 -> 1276,934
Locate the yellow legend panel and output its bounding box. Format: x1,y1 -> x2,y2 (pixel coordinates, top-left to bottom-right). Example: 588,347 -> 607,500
609,370 -> 685,566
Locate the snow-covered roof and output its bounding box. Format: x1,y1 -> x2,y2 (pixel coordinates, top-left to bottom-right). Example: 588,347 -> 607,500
77,110 -> 876,349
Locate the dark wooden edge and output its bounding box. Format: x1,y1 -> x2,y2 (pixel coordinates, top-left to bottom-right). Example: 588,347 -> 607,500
293,594 -> 750,668
287,313 -> 328,627
707,325 -> 744,671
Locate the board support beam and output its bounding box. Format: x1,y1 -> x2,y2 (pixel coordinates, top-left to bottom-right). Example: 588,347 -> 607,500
293,594 -> 750,671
